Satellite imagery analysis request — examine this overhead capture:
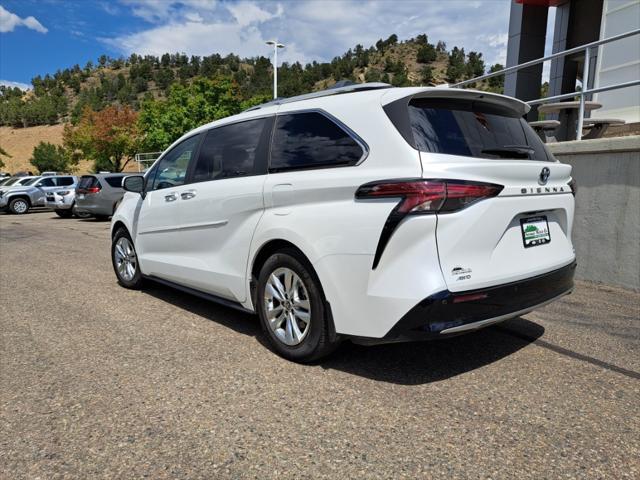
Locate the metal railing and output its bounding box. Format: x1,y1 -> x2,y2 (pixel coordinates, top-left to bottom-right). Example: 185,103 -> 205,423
134,151 -> 162,172
452,28 -> 640,140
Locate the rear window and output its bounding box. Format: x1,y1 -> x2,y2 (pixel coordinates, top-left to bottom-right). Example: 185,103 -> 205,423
104,176 -> 125,188
408,98 -> 551,161
78,176 -> 99,189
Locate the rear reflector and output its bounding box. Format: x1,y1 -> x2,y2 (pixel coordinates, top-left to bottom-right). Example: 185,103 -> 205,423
452,293 -> 489,304
356,179 -> 503,268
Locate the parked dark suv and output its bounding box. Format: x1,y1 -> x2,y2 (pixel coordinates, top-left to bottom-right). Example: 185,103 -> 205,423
75,174 -> 126,219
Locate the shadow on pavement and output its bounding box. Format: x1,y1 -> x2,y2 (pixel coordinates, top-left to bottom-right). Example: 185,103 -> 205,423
142,282 -> 544,385
142,282 -> 260,337
320,318 -> 543,385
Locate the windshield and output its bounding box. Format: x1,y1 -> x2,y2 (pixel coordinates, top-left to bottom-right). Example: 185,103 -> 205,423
1,177 -> 20,186
408,98 -> 551,161
22,177 -> 40,186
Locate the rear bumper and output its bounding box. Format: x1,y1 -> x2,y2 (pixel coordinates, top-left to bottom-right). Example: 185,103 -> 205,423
379,261 -> 576,342
75,199 -> 112,216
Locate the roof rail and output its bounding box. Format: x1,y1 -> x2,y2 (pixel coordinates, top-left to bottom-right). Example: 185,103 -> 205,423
244,82 -> 392,112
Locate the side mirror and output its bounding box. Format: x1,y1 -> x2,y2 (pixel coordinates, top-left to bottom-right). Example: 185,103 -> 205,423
122,175 -> 145,194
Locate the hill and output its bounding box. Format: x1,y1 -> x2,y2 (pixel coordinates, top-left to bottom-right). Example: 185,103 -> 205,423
0,33 -> 503,129
0,34 -> 504,174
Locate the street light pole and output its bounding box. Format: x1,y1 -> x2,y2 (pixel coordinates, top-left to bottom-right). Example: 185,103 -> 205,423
266,40 -> 285,99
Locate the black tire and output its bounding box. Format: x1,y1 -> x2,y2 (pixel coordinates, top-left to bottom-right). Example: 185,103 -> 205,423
9,197 -> 30,215
71,202 -> 91,218
256,248 -> 339,362
73,210 -> 92,219
111,227 -> 144,289
55,209 -> 73,218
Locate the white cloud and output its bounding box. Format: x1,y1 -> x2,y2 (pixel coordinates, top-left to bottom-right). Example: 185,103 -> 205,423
0,80 -> 31,91
108,0 -> 518,70
227,1 -> 280,27
120,0 -> 217,23
0,5 -> 47,33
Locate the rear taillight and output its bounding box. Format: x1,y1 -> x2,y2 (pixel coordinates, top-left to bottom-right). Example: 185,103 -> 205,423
355,180 -> 446,213
356,179 -> 503,268
79,186 -> 101,194
568,178 -> 577,197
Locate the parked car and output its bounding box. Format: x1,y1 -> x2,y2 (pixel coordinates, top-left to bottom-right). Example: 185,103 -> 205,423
75,174 -> 126,219
44,182 -> 91,218
111,84 -> 577,362
0,176 -> 39,192
0,176 -> 16,187
0,175 -> 75,214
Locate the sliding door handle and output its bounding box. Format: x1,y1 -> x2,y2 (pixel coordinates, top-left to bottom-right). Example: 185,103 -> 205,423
181,190 -> 196,200
164,192 -> 177,202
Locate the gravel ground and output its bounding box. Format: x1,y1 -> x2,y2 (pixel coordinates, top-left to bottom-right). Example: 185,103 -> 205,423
1,211 -> 639,479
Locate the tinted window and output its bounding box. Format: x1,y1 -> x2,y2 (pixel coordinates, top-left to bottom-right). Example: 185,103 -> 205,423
21,178 -> 39,185
1,178 -> 19,186
193,118 -> 267,182
56,177 -> 75,186
36,178 -> 55,187
408,98 -> 550,161
270,112 -> 363,171
78,176 -> 98,189
150,134 -> 200,190
105,176 -> 125,188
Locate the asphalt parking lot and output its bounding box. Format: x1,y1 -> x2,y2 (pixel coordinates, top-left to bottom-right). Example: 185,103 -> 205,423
1,211 -> 639,479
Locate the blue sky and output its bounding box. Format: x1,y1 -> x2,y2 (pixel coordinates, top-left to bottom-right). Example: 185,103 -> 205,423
0,0 -> 556,90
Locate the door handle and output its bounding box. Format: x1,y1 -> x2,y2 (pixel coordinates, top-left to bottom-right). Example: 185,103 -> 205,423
164,192 -> 177,202
181,190 -> 196,200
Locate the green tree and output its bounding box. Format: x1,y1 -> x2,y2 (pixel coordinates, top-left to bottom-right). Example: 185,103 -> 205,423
465,51 -> 485,79
488,63 -> 505,93
0,146 -> 11,169
416,43 -> 437,64
446,46 -> 466,82
420,65 -> 434,84
137,77 -> 243,151
30,142 -> 76,173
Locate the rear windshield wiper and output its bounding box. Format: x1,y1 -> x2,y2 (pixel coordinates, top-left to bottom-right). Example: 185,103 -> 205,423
481,145 -> 534,159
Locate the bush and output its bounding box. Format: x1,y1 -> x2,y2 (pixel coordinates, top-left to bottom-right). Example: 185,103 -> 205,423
416,44 -> 437,64
30,142 -> 74,173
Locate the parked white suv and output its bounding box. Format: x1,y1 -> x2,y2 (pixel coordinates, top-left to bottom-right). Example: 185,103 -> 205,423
111,84 -> 576,361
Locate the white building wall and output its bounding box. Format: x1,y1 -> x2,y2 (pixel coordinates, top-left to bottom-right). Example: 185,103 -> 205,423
592,0 -> 640,123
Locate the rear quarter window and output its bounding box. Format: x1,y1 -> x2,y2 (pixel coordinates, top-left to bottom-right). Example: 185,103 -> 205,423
104,176 -> 125,188
56,177 -> 75,186
270,111 -> 364,171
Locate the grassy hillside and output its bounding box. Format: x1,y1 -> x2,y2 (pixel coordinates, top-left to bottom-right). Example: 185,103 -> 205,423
0,34 -> 503,174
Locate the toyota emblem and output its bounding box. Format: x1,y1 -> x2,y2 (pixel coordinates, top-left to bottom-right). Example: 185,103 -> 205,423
539,167 -> 550,185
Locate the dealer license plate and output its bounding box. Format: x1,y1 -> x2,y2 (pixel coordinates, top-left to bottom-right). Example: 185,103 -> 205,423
520,215 -> 551,248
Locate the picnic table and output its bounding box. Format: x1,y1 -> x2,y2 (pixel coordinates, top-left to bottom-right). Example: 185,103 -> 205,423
537,101 -> 602,141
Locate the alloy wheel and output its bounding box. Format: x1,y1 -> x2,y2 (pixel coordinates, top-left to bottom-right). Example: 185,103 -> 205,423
114,237 -> 138,282
264,267 -> 312,346
12,200 -> 28,214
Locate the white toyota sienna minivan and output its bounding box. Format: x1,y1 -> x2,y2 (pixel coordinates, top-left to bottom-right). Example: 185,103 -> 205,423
112,83 -> 576,362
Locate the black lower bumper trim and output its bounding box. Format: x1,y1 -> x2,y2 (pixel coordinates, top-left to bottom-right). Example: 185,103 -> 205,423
382,261 -> 576,341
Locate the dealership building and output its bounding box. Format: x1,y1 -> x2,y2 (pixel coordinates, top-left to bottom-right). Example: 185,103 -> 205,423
506,0 -> 639,130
